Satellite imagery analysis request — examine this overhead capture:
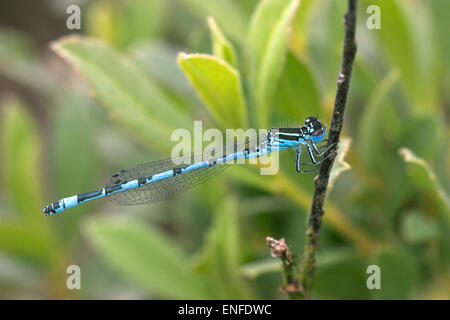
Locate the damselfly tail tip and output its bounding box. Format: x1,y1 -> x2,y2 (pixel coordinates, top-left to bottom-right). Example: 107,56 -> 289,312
42,205 -> 53,216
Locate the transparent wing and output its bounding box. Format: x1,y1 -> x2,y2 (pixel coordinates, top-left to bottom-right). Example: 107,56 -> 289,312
106,131 -> 268,205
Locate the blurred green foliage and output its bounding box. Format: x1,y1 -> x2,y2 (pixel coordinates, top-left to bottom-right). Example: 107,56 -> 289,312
0,0 -> 448,299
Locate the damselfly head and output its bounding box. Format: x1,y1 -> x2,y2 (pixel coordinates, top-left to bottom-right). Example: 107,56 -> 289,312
304,116 -> 325,137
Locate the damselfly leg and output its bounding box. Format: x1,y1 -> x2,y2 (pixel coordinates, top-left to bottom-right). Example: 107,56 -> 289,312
295,142 -> 337,173
312,141 -> 335,156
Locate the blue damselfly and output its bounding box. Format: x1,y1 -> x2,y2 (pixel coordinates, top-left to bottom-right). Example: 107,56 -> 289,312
43,117 -> 334,215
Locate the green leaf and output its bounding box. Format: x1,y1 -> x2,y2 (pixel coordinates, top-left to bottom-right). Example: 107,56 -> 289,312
51,92 -> 99,198
0,28 -> 56,95
290,0 -> 317,58
207,16 -> 238,67
130,41 -> 194,95
0,222 -> 55,266
370,247 -> 419,299
194,197 -> 252,299
86,0 -> 167,49
399,115 -> 443,162
49,92 -> 102,241
51,35 -> 190,152
0,97 -> 56,265
182,0 -> 248,44
358,70 -> 400,173
122,0 -> 167,43
178,53 -> 247,128
85,1 -> 122,48
86,219 -> 210,299
0,28 -> 35,62
0,97 -> 44,218
401,210 -> 439,243
368,0 -> 438,111
0,254 -> 41,289
247,0 -> 300,127
275,51 -> 321,122
307,0 -> 346,94
430,0 -> 450,102
241,259 -> 280,280
399,148 -> 450,225
226,165 -> 274,193
312,249 -> 369,299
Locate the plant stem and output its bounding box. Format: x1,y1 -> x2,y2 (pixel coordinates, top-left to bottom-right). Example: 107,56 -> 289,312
266,237 -> 302,299
298,0 -> 359,298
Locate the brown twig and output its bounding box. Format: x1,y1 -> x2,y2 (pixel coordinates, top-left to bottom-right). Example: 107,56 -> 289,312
297,0 -> 359,298
266,237 -> 302,299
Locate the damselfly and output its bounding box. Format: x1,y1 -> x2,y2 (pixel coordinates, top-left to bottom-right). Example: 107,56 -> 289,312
43,117 -> 335,215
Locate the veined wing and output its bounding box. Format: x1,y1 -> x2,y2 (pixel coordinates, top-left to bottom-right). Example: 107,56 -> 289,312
106,131 -> 269,205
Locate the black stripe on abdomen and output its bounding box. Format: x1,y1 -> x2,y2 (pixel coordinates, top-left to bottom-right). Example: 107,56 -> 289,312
78,189 -> 103,203
105,185 -> 122,195
52,202 -> 61,210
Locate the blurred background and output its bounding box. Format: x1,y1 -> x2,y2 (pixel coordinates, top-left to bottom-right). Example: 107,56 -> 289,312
0,0 -> 448,299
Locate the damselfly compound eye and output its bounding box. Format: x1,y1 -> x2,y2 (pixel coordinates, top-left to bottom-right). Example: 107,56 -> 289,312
304,117 -> 314,126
